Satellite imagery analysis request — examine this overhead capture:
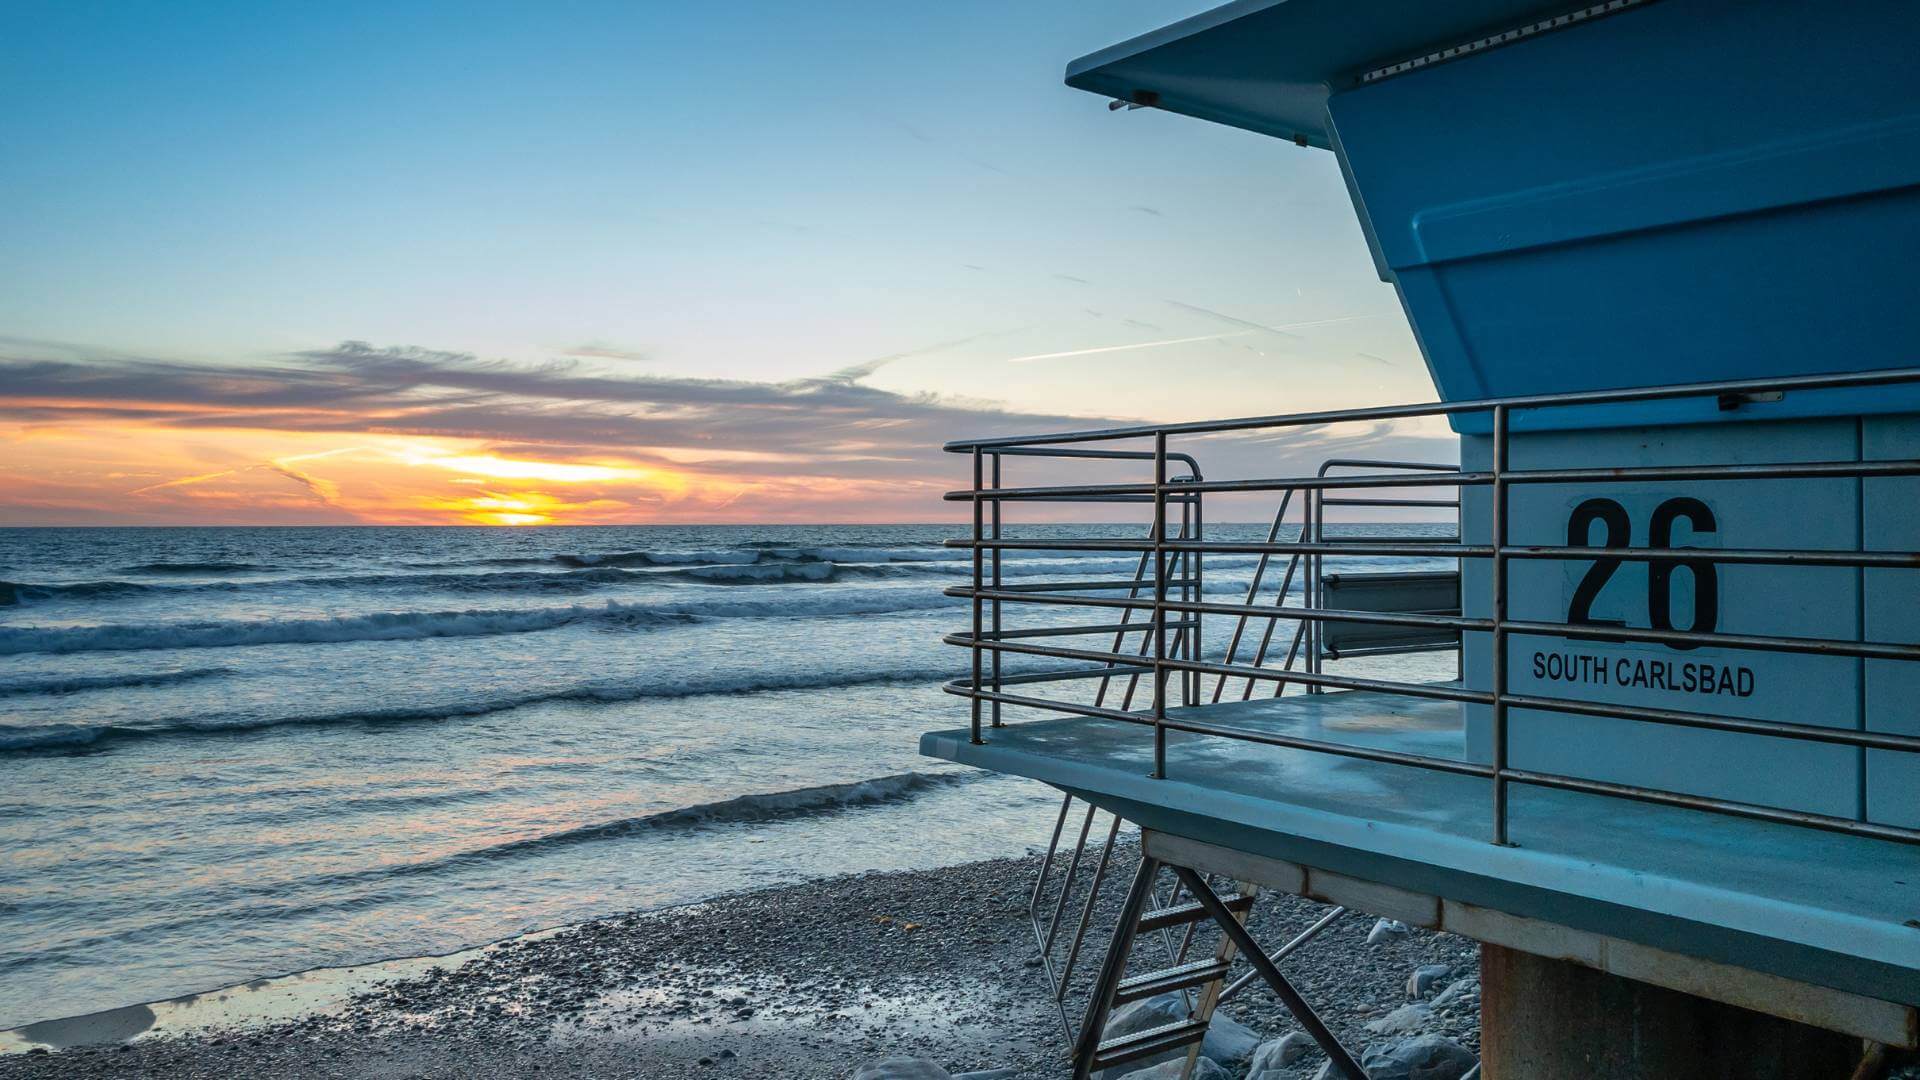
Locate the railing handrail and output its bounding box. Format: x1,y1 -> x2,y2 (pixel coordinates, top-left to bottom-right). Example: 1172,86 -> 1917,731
946,368 -> 1920,855
942,364 -> 1920,451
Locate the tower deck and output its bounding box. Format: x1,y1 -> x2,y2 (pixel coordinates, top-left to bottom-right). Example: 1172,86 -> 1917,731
922,689 -> 1920,1030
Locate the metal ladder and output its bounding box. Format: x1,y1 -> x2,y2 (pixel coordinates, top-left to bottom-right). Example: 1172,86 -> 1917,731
1071,851 -> 1368,1080
1025,795 -> 1359,1079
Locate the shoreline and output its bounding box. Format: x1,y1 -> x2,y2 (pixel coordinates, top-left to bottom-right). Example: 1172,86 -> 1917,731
0,847 -> 1480,1078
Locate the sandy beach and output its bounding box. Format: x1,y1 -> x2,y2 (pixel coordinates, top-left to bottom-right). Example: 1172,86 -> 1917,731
0,847 -> 1481,1079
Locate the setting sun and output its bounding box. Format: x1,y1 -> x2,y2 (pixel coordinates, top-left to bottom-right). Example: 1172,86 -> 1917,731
405,454 -> 652,485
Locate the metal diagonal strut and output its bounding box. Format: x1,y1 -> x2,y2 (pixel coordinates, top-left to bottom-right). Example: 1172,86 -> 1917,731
1072,854 -> 1160,1080
1169,866 -> 1369,1080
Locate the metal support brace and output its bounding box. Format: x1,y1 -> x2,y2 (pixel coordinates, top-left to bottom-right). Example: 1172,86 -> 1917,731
1073,855 -> 1160,1080
1169,866 -> 1370,1080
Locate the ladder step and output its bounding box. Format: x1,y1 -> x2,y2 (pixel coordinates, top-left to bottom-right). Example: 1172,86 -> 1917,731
1090,1018 -> 1211,1072
1115,958 -> 1233,1004
1137,892 -> 1254,933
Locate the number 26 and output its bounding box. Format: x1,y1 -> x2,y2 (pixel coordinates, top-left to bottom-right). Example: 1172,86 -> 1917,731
1566,497 -> 1719,646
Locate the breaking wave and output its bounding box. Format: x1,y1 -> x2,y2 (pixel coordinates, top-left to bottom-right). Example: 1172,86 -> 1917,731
119,561 -> 274,575
0,553 -> 1237,605
0,603 -> 693,657
429,544 -> 967,570
501,771 -> 978,847
1,579 -> 160,606
359,772 -> 982,878
0,667 -> 232,698
0,660 -> 989,753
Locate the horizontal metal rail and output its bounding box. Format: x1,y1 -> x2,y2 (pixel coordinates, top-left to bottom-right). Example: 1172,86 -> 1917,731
1502,768 -> 1920,846
1499,693 -> 1920,754
947,459 -> 1920,502
989,578 -> 1202,593
1323,497 -> 1461,507
947,661 -> 1920,757
947,538 -> 1920,569
946,587 -> 1920,662
944,364 -> 1920,450
943,679 -> 1494,778
945,471 -> 1480,501
945,539 -> 1493,557
944,633 -> 1495,705
947,586 -> 1490,631
982,621 -> 1199,640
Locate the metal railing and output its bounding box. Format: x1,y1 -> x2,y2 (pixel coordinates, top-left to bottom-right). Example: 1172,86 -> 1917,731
941,367 -> 1920,849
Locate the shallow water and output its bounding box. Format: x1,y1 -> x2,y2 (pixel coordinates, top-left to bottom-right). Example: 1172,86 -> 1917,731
0,523 -> 1448,1029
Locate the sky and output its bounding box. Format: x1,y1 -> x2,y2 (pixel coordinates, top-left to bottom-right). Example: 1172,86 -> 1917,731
0,1 -> 1446,526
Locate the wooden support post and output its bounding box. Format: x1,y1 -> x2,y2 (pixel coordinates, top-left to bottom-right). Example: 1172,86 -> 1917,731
1480,944 -> 1865,1079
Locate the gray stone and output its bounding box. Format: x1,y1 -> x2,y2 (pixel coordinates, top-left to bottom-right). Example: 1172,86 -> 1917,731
1406,964 -> 1453,999
1359,1035 -> 1478,1080
852,1059 -> 952,1080
1429,976 -> 1479,1009
1365,1003 -> 1432,1036
952,1071 -> 1017,1080
1114,1058 -> 1230,1080
1097,993 -> 1263,1079
1366,918 -> 1411,945
1247,1032 -> 1316,1077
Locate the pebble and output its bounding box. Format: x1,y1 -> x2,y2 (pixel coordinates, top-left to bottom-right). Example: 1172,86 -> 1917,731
1365,1002 -> 1432,1036
1367,918 -> 1411,945
1359,1033 -> 1478,1080
1406,963 -> 1452,999
1113,1057 -> 1230,1080
851,1058 -> 950,1080
1247,1031 -> 1315,1078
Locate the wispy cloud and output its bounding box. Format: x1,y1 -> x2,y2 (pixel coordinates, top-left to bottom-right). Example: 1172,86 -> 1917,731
1164,300 -> 1380,340
0,336 -> 1450,524
558,343 -> 652,363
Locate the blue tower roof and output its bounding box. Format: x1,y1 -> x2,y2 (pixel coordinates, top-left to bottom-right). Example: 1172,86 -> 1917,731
1069,0 -> 1920,432
1065,0 -> 1584,150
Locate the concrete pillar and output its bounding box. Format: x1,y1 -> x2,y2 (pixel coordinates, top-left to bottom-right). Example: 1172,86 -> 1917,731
1479,944 -> 1864,1079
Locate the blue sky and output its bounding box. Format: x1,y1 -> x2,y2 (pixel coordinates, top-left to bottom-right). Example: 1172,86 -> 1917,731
0,1 -> 1441,524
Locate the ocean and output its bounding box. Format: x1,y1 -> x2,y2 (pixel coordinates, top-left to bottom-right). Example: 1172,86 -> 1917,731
0,523 -> 1449,1031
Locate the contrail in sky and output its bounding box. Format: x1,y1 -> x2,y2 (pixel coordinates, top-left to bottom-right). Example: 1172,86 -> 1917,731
1003,332 -> 1252,364
1165,299 -> 1380,338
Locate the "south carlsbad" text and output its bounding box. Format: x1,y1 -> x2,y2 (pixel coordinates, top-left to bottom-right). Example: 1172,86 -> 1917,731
1530,650 -> 1755,697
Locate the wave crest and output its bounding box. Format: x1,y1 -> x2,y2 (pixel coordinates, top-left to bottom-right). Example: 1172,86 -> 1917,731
119,561 -> 273,574
407,772 -> 979,871
0,660 -> 978,752
0,603 -> 691,657
0,668 -> 231,698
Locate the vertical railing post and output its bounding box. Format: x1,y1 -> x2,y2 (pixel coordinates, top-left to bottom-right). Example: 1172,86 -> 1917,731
1189,480 -> 1203,707
1152,433 -> 1169,779
991,452 -> 1004,728
1306,488 -> 1322,694
1490,404 -> 1511,844
971,446 -> 985,746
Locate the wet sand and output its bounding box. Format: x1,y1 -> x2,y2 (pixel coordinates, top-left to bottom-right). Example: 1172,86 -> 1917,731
0,848 -> 1479,1078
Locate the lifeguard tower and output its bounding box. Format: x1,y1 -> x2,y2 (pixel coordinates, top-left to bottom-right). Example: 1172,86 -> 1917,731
921,2 -> 1920,1076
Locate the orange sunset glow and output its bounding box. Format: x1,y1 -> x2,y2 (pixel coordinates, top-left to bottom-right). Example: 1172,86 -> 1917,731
1,415 -> 920,527
0,336 -> 1445,528
0,340 -> 1017,526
